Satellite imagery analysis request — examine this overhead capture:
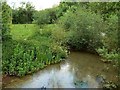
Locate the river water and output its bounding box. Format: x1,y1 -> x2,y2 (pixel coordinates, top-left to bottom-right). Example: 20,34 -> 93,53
3,52 -> 118,88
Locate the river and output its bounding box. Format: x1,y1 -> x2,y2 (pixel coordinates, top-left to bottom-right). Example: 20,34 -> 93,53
2,52 -> 118,88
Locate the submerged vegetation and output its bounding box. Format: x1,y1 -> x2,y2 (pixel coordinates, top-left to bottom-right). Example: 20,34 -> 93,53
2,0 -> 120,89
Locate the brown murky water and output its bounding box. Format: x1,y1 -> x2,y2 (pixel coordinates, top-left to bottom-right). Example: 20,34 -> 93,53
2,52 -> 118,88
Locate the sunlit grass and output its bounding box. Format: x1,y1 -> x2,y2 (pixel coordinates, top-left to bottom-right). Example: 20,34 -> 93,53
10,24 -> 38,41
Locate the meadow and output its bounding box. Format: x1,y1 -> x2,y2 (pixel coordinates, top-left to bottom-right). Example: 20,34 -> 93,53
10,24 -> 37,40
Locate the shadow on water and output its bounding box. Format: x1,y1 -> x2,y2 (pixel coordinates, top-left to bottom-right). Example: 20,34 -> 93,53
3,52 -> 118,88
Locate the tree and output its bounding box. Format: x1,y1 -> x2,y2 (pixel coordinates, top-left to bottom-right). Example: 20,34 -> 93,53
2,1 -> 12,41
12,2 -> 35,24
88,2 -> 120,20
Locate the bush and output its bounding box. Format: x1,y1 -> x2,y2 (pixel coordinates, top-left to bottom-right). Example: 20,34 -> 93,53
2,2 -> 12,41
2,40 -> 67,76
102,14 -> 118,51
96,14 -> 119,63
59,8 -> 104,51
33,8 -> 57,26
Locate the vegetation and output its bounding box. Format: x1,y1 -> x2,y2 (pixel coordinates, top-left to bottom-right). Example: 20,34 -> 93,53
10,24 -> 37,40
58,7 -> 104,52
33,8 -> 57,25
2,0 -> 120,88
2,2 -> 12,41
59,2 -> 119,60
12,2 -> 35,24
3,24 -> 67,76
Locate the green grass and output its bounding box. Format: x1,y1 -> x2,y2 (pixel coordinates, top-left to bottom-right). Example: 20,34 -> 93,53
10,24 -> 38,40
3,24 -> 67,76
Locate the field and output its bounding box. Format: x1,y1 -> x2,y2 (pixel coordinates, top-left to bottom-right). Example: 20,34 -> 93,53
10,24 -> 38,41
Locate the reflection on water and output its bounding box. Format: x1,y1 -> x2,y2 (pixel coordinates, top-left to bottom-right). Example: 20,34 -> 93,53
4,52 -> 118,88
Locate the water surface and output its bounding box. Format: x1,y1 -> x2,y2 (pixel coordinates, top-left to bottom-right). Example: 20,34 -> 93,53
3,52 -> 118,88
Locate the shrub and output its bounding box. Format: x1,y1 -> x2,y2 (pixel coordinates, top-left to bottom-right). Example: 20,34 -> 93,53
2,2 -> 12,41
102,14 -> 118,51
2,41 -> 67,76
58,8 -> 104,51
33,8 -> 57,26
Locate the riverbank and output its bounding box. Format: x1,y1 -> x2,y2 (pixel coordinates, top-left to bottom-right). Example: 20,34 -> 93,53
2,51 -> 118,88
2,24 -> 68,76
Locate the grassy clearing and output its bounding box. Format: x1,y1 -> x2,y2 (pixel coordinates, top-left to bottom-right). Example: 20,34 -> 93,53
10,24 -> 38,40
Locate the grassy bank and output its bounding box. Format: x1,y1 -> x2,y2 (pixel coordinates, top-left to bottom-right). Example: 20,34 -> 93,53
10,24 -> 38,40
2,24 -> 68,76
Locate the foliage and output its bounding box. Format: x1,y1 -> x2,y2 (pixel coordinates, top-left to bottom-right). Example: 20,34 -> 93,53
58,2 -> 119,63
2,2 -> 12,41
2,24 -> 68,76
33,8 -> 57,25
33,10 -> 50,25
3,42 -> 61,76
33,2 -> 72,26
12,2 -> 35,24
55,2 -> 70,18
28,24 -> 68,58
102,14 -> 118,51
96,47 -> 119,62
2,40 -> 17,73
59,8 -> 104,51
87,2 -> 120,20
95,11 -> 119,64
34,24 -> 67,45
